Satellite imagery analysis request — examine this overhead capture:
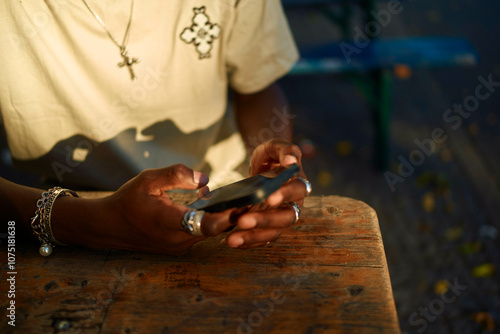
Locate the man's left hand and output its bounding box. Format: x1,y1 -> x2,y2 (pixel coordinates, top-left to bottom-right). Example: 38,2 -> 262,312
226,138 -> 311,249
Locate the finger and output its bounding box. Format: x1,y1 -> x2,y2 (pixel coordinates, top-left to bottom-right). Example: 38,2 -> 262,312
251,139 -> 302,174
156,198 -> 230,237
226,228 -> 284,249
198,209 -> 237,237
197,186 -> 210,198
236,204 -> 297,230
266,177 -> 310,207
128,201 -> 205,253
251,139 -> 301,173
141,164 -> 209,194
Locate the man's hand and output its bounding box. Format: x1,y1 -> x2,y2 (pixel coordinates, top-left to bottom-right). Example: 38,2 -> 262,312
53,164 -> 237,256
225,138 -> 311,249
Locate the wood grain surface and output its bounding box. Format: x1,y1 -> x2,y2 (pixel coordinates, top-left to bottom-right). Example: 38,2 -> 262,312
1,195 -> 399,334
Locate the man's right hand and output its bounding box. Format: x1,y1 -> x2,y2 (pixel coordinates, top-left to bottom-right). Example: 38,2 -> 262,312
52,164 -> 236,255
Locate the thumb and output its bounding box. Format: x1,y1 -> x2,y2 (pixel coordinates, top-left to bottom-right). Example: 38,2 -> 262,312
147,164 -> 209,193
281,154 -> 298,166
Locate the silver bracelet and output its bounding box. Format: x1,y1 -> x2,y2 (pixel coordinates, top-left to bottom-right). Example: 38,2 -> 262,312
30,187 -> 79,257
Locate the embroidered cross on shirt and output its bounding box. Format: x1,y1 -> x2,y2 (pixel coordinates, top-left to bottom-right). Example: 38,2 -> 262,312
180,6 -> 221,59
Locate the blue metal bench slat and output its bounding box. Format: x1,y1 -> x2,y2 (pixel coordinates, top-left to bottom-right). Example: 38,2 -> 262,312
282,0 -> 401,6
291,37 -> 479,75
283,0 -> 358,6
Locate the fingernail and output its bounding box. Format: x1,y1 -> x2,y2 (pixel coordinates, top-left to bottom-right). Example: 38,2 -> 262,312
282,155 -> 298,166
193,171 -> 209,186
229,236 -> 244,248
240,216 -> 257,229
267,192 -> 283,206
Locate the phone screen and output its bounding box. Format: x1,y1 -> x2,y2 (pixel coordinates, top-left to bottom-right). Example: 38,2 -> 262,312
188,164 -> 300,212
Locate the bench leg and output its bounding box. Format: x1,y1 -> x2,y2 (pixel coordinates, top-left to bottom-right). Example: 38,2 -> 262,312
373,69 -> 392,170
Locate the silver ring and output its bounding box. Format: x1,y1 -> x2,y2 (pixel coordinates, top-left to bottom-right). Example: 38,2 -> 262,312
181,209 -> 205,236
286,202 -> 301,224
297,177 -> 312,197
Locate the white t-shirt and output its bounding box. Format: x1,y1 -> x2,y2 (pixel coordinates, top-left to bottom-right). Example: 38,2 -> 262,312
0,0 -> 298,190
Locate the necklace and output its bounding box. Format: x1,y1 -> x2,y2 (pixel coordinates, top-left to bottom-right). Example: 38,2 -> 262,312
81,0 -> 141,80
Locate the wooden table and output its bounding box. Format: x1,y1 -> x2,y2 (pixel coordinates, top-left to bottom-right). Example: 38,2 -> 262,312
1,195 -> 399,333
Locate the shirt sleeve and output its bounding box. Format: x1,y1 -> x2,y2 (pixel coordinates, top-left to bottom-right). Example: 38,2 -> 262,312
226,0 -> 299,94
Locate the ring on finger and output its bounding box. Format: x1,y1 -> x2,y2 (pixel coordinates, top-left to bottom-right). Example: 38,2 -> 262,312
285,202 -> 301,224
297,177 -> 312,197
181,209 -> 205,236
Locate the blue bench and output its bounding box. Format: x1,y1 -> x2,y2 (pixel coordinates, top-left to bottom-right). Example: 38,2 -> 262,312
284,0 -> 362,6
282,0 -> 479,169
292,37 -> 478,74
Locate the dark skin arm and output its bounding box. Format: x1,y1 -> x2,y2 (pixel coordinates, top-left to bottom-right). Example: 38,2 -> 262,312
233,83 -> 294,155
227,83 -> 310,249
1,166 -> 236,255
1,178 -> 44,241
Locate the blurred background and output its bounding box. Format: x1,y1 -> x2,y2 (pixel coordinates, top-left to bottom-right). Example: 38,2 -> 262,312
281,0 -> 499,333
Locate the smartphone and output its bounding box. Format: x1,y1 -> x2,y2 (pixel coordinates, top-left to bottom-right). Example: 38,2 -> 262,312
188,164 -> 300,212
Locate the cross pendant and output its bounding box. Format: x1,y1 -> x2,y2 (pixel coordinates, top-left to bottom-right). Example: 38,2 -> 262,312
118,47 -> 141,81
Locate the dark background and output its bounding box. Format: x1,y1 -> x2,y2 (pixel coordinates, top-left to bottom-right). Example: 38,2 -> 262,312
282,0 -> 500,333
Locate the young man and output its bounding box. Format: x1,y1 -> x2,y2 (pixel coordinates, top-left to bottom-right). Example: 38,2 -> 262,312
0,0 -> 311,255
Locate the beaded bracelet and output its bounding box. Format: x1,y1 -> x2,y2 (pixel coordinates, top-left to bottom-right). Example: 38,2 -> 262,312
30,187 -> 79,257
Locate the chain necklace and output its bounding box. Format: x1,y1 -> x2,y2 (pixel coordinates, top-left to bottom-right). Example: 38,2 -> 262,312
81,0 -> 141,80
